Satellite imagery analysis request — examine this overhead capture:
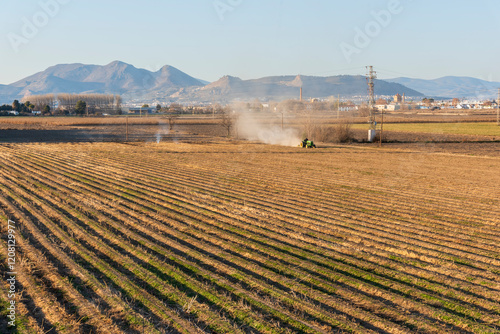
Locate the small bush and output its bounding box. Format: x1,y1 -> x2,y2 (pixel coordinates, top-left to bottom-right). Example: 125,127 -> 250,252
357,106 -> 370,117
308,121 -> 354,143
334,121 -> 353,143
312,125 -> 335,142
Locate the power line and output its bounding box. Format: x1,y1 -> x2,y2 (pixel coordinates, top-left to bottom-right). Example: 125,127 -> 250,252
497,88 -> 499,126
366,66 -> 378,143
375,68 -> 414,78
366,65 -> 377,127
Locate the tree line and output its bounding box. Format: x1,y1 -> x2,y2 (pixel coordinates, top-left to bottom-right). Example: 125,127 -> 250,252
56,93 -> 122,114
0,93 -> 122,116
0,100 -> 39,115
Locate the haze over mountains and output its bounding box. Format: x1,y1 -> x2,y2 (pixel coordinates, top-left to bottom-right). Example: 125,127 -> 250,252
1,61 -> 496,104
386,77 -> 500,100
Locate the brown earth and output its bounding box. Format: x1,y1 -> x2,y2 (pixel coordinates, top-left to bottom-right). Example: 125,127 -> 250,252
0,140 -> 498,333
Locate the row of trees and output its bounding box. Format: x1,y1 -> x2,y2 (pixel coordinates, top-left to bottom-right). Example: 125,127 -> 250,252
21,94 -> 57,111
12,93 -> 123,115
56,93 -> 121,114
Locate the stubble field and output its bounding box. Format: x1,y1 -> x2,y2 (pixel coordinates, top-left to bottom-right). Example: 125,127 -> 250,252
0,133 -> 499,333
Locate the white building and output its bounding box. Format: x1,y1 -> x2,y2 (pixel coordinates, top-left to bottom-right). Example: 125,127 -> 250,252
339,105 -> 357,112
375,104 -> 400,111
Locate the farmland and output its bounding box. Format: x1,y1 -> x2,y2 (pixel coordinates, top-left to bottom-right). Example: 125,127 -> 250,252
0,129 -> 499,333
351,122 -> 500,137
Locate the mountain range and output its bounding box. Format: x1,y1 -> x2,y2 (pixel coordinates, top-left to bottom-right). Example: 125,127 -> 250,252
3,61 -> 205,102
0,61 -> 496,104
386,76 -> 500,100
189,74 -> 422,103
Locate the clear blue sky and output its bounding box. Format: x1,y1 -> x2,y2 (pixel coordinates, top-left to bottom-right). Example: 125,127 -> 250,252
1,0 -> 499,84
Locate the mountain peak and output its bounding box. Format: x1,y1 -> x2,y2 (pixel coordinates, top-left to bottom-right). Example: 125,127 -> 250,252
106,60 -> 129,67
104,61 -> 135,72
157,65 -> 185,75
287,75 -> 303,87
220,75 -> 242,83
201,75 -> 242,91
159,65 -> 173,71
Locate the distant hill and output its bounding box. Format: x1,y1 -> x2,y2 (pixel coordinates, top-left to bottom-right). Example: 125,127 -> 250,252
0,61 -> 424,104
386,76 -> 500,99
0,84 -> 21,104
177,74 -> 423,104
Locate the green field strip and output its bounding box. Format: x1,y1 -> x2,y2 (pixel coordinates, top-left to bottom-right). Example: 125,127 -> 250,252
351,122 -> 500,136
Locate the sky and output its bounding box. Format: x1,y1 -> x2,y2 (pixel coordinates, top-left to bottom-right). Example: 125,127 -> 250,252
1,0 -> 500,85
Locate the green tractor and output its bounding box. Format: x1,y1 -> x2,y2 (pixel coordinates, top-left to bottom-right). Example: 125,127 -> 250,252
299,138 -> 316,148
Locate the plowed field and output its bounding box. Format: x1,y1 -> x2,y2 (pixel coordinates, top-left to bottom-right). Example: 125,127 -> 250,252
0,141 -> 499,333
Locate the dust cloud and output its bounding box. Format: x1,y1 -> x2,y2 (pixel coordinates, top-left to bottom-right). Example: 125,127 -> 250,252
155,120 -> 169,143
235,112 -> 301,147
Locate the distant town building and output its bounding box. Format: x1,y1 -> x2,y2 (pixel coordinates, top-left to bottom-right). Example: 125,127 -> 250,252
394,94 -> 405,104
375,104 -> 400,111
339,105 -> 357,112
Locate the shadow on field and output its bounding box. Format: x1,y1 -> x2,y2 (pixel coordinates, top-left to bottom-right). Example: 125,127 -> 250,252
0,128 -> 205,143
